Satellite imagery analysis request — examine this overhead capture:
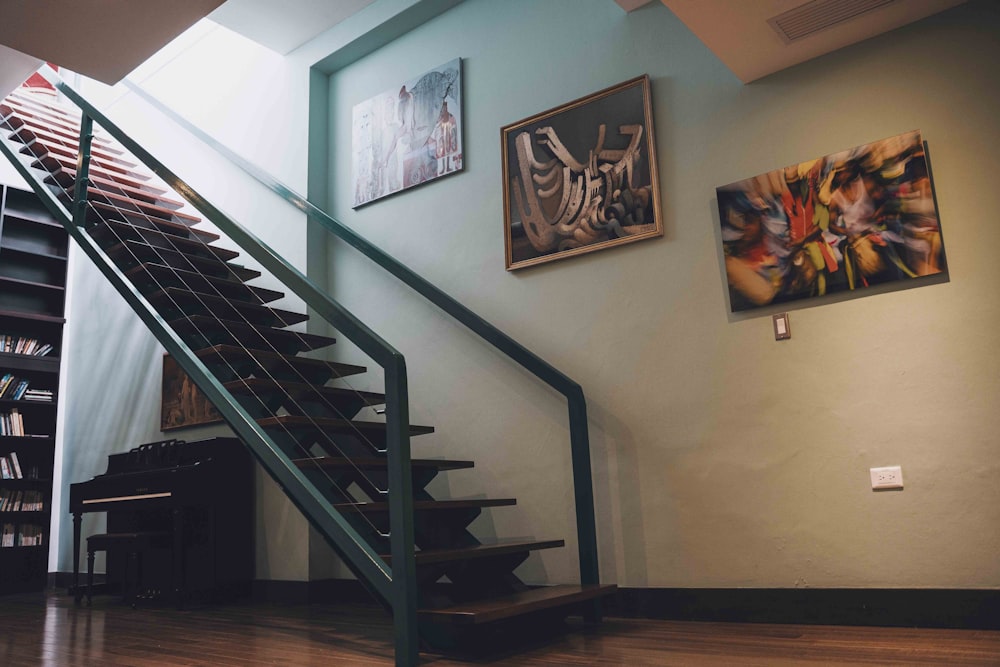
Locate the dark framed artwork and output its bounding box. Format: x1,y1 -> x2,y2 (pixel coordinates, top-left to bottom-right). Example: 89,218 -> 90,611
501,75 -> 662,270
351,58 -> 463,207
160,354 -> 222,431
716,130 -> 945,312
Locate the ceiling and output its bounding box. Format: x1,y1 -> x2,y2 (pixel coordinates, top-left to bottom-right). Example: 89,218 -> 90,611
0,0 -> 970,95
658,0 -> 967,82
0,0 -> 226,85
207,0 -> 376,55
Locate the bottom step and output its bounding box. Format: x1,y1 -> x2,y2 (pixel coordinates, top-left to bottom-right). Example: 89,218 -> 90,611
419,583 -> 616,624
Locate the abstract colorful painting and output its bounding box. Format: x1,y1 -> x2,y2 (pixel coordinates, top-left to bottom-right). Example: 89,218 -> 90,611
351,58 -> 462,207
502,75 -> 662,270
716,130 -> 945,312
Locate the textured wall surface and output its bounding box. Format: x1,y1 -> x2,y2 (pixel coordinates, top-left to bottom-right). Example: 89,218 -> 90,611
316,0 -> 1000,588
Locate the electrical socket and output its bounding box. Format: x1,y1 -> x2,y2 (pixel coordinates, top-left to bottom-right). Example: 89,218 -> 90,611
870,465 -> 903,490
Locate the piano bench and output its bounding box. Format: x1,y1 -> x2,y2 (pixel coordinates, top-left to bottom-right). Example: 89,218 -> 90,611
86,531 -> 172,606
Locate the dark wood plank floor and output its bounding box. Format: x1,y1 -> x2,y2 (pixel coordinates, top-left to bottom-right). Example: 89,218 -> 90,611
1,591 -> 999,666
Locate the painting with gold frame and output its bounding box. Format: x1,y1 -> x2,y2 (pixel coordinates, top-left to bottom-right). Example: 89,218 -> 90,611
501,75 -> 662,270
160,354 -> 223,431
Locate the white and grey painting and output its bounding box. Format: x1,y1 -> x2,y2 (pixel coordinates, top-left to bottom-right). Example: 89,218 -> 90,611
351,58 -> 462,208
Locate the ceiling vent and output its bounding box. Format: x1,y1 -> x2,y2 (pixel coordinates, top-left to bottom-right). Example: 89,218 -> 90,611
768,0 -> 897,43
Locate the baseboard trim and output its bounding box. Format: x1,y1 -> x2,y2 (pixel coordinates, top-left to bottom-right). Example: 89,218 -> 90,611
47,573 -> 997,629
606,588 -> 1000,629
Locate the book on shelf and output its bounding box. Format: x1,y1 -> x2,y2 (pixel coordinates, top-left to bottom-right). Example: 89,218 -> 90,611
0,410 -> 26,436
0,457 -> 11,479
1,523 -> 14,547
10,451 -> 22,479
0,334 -> 53,356
23,388 -> 52,398
0,374 -> 14,397
0,488 -> 44,512
16,524 -> 43,547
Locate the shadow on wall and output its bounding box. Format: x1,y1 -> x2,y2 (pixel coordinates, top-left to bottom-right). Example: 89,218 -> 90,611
588,399 -> 648,586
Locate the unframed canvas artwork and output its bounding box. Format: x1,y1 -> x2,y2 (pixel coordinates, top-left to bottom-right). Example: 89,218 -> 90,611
716,130 -> 945,312
502,75 -> 662,270
351,58 -> 463,207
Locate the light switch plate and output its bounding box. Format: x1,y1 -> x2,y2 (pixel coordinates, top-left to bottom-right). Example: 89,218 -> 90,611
773,313 -> 790,340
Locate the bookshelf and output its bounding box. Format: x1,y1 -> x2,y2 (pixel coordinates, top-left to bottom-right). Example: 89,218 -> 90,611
0,183 -> 65,594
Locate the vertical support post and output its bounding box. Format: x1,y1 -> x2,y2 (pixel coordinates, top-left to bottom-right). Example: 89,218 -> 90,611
568,389 -> 601,622
385,355 -> 418,667
73,113 -> 94,229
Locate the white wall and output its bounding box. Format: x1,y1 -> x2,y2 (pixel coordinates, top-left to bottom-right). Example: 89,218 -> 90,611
315,0 -> 1000,589
54,21 -> 315,581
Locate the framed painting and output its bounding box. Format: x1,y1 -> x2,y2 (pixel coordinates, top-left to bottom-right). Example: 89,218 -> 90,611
501,75 -> 662,270
351,58 -> 463,207
160,354 -> 223,431
716,130 -> 945,312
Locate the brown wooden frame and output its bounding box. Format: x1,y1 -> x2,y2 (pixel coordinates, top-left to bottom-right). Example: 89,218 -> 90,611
501,75 -> 662,270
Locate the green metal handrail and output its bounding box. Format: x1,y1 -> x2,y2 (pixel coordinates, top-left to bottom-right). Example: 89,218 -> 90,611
0,67 -> 419,665
124,78 -> 601,605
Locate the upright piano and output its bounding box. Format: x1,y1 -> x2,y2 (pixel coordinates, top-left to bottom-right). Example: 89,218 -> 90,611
69,437 -> 253,603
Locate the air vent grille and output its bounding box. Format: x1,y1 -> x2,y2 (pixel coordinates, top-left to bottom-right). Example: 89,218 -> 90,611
768,0 -> 897,43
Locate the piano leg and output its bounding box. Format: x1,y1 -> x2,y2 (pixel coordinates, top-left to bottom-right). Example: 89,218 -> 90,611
86,548 -> 95,606
172,508 -> 184,608
73,512 -> 82,605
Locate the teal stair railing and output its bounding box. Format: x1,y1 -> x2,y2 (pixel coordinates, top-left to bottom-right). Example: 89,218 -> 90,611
122,78 -> 601,603
1,62 -> 601,665
0,68 -> 420,664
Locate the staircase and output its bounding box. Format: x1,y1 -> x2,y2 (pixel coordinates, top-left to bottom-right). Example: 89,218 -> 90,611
0,77 -> 613,662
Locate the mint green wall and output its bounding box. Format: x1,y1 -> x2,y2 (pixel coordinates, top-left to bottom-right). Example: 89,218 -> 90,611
316,0 -> 1000,588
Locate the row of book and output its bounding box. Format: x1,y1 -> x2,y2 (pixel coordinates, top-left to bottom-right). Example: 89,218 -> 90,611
0,335 -> 53,357
1,523 -> 43,547
0,374 -> 52,402
1,451 -> 28,479
0,410 -> 27,437
0,489 -> 43,512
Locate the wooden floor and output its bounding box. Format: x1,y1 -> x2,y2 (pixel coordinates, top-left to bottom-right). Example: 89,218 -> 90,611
1,591 -> 999,666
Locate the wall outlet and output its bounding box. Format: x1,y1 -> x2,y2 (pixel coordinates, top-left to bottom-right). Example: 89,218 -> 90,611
870,465 -> 904,490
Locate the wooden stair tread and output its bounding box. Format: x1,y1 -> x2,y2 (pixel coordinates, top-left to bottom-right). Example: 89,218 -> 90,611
332,498 -> 516,513
257,415 -> 434,436
5,117 -> 122,156
85,173 -> 179,207
419,584 -> 617,624
5,93 -> 97,132
225,378 -> 384,403
175,316 -> 335,353
196,345 -> 367,379
148,287 -> 309,327
2,100 -> 90,139
105,240 -> 259,281
89,203 -> 216,242
383,539 -> 565,565
92,220 -> 240,261
51,166 -> 165,195
293,456 -> 473,471
13,128 -> 128,166
128,263 -> 284,303
89,189 -> 202,224
33,148 -> 131,177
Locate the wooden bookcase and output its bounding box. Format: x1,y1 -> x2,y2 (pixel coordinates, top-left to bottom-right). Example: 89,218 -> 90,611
0,183 -> 66,594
